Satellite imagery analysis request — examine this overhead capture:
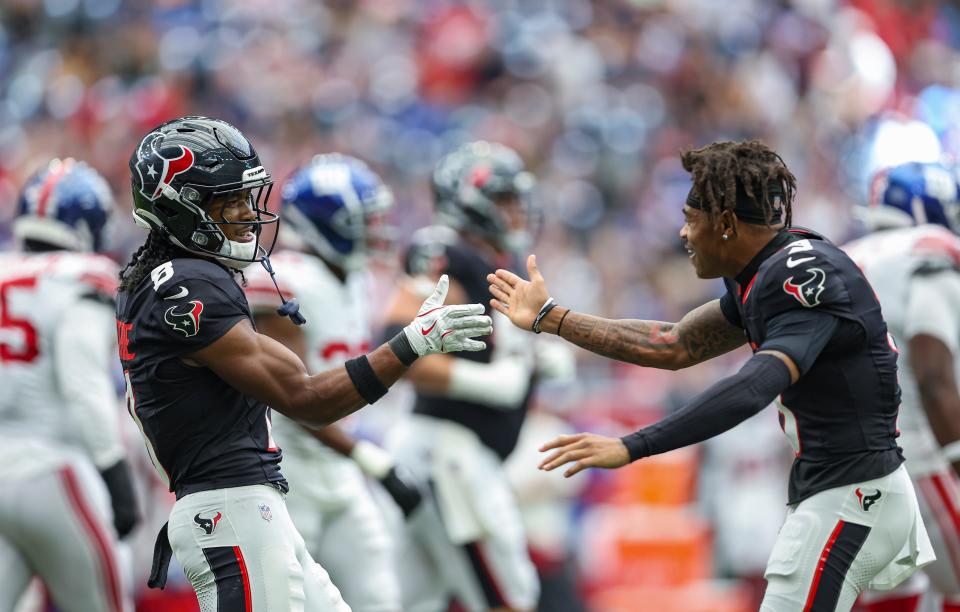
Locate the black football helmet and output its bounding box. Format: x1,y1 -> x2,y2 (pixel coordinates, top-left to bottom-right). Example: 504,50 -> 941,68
431,141 -> 537,254
129,116 -> 278,269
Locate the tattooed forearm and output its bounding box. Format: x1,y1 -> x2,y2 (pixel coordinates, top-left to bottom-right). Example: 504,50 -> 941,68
557,300 -> 746,370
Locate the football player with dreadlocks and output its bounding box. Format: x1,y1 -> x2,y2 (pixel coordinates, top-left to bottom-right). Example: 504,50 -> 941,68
0,159 -> 136,612
116,116 -> 492,610
243,154 -> 414,612
383,141 -> 559,612
845,162 -> 960,612
489,140 -> 935,612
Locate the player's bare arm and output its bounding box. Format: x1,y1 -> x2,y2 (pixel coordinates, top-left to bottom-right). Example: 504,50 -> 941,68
253,309 -> 363,454
910,334 -> 960,475
488,254 -> 746,370
193,275 -> 491,427
190,318 -> 402,426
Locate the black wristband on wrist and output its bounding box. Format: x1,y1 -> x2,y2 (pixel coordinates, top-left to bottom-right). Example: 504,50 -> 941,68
532,297 -> 558,334
620,431 -> 650,463
388,331 -> 419,366
345,355 -> 389,404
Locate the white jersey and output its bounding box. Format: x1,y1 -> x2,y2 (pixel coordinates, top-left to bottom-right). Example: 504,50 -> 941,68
844,225 -> 960,476
0,252 -> 122,477
245,251 -> 373,504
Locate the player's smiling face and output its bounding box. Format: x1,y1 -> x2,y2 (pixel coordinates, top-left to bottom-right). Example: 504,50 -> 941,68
207,189 -> 256,244
680,205 -> 727,279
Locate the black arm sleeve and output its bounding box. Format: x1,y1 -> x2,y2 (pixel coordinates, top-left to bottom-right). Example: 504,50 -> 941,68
620,353 -> 792,461
758,309 -> 840,376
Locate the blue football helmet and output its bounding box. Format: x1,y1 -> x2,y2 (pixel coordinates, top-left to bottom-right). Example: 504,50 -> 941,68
15,158 -> 115,252
280,154 -> 394,271
866,161 -> 960,232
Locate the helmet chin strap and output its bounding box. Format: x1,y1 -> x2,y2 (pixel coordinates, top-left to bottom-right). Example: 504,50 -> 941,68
259,256 -> 306,326
217,239 -> 258,270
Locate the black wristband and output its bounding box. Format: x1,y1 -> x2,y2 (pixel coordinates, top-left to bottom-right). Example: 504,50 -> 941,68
388,331 -> 419,366
619,431 -> 650,463
532,297 -> 558,334
345,355 -> 389,404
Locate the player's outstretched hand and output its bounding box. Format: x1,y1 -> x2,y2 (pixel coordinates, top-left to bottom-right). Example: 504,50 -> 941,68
403,274 -> 492,356
487,254 -> 550,332
539,432 -> 630,478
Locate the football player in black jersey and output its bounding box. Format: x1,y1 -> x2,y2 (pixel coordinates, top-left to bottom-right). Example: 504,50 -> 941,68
116,116 -> 492,610
382,142 -> 550,612
489,140 -> 935,611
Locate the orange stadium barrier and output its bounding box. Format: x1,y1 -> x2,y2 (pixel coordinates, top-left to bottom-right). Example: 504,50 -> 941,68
590,581 -> 754,612
607,447 -> 699,506
580,505 -> 712,590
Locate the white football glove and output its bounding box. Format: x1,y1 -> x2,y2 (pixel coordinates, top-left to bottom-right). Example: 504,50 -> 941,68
403,275 -> 492,356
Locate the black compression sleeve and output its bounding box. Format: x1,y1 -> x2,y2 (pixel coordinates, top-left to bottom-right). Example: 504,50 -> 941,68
621,353 -> 792,461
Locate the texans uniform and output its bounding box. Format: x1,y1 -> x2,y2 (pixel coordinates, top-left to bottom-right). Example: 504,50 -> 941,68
116,257 -> 348,611
244,251 -> 401,611
718,228 -> 934,611
0,252 -> 130,612
845,225 -> 960,600
387,226 -> 539,611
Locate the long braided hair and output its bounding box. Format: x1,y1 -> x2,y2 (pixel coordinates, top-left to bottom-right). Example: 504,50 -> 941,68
118,232 -> 248,292
680,140 -> 797,228
118,232 -> 183,292
119,232 -> 249,292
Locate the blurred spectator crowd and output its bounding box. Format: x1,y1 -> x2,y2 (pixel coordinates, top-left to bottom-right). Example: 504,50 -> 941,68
4,0 -> 960,609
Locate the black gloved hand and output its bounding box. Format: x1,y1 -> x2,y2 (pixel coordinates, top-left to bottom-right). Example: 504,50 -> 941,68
99,459 -> 139,538
379,467 -> 423,518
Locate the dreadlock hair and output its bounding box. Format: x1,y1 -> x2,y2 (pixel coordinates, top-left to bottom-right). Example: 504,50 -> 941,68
680,140 -> 797,228
118,231 -> 247,292
118,231 -> 183,292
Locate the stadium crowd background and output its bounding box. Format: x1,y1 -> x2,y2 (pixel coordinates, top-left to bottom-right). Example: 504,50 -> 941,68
2,0 -> 959,610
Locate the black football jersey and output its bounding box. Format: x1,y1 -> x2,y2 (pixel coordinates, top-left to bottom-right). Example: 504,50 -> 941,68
719,229 -> 903,503
404,226 -> 534,460
116,257 -> 287,498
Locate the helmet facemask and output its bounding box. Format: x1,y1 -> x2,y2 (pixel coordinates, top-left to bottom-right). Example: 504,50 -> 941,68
136,171 -> 278,270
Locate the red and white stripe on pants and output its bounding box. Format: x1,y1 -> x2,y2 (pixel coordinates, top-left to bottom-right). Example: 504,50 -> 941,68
0,452 -> 127,612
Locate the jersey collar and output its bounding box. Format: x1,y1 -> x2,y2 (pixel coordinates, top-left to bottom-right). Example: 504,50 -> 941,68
733,229 -> 793,288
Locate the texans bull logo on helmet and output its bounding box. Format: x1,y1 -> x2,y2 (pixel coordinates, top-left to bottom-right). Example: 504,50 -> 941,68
782,267 -> 827,308
135,131 -> 196,201
164,300 -> 204,337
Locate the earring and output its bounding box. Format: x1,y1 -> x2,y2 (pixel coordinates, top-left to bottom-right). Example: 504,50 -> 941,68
722,234 -> 729,241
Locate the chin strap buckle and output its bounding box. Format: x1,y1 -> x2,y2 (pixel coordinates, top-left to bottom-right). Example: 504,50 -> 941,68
260,256 -> 306,326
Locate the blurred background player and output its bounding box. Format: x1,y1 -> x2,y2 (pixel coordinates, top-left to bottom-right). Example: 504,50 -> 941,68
0,158 -> 137,612
244,153 -> 417,612
845,161 -> 960,612
383,141 -> 546,612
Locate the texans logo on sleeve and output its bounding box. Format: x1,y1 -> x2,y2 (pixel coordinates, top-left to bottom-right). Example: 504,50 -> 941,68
782,267 -> 826,308
134,131 -> 195,201
164,300 -> 204,337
